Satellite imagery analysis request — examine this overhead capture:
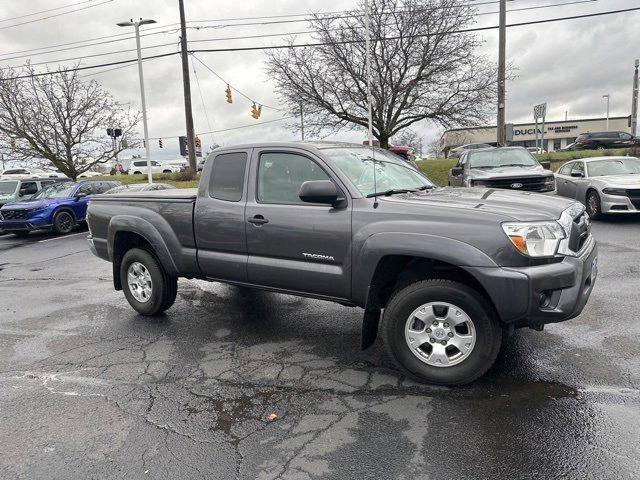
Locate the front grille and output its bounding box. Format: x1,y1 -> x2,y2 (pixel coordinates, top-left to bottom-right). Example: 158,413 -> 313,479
483,176 -> 553,192
569,212 -> 591,253
627,188 -> 640,209
0,209 -> 31,220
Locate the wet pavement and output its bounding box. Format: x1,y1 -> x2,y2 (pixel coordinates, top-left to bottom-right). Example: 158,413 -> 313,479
0,218 -> 639,479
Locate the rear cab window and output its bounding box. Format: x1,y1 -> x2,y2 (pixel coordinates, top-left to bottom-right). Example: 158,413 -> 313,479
209,152 -> 248,202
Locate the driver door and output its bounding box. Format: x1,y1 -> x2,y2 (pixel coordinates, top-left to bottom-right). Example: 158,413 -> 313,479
245,148 -> 352,300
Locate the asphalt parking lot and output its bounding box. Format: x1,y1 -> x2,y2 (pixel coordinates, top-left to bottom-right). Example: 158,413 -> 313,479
0,217 -> 639,480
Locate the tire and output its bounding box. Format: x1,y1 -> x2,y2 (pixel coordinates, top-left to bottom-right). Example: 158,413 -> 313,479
381,279 -> 502,386
12,231 -> 29,237
163,170 -> 172,174
133,171 -> 142,175
120,248 -> 178,315
586,190 -> 603,219
52,210 -> 76,234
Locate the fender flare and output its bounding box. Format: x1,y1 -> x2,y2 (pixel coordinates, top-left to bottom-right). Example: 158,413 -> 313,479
352,232 -> 498,307
107,215 -> 180,276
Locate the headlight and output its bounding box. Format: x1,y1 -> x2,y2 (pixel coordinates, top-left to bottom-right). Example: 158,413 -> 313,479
543,176 -> 555,187
602,188 -> 627,196
471,180 -> 489,187
502,221 -> 566,257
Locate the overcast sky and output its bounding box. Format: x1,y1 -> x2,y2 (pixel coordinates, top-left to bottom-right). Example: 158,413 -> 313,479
0,0 -> 638,160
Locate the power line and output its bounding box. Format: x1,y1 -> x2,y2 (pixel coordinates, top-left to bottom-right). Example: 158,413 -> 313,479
148,116 -> 296,140
0,0 -> 94,23
0,0 -> 114,30
3,5 -> 636,81
190,6 -> 637,54
191,57 -> 215,145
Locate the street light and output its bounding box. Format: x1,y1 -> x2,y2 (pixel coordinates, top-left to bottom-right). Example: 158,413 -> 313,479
602,94 -> 610,131
117,18 -> 156,184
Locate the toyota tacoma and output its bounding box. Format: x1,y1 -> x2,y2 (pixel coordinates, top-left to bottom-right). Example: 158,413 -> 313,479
86,142 -> 597,385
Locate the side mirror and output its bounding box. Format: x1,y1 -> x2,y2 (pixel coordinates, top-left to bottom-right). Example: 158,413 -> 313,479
298,180 -> 341,206
570,171 -> 584,178
451,166 -> 463,176
75,192 -> 88,199
540,161 -> 551,170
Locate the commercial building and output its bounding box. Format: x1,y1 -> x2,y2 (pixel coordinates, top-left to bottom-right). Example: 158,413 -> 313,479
439,115 -> 631,156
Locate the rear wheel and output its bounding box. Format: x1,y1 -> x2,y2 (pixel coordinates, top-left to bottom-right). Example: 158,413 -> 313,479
120,248 -> 178,315
381,279 -> 502,386
53,210 -> 76,234
586,190 -> 603,219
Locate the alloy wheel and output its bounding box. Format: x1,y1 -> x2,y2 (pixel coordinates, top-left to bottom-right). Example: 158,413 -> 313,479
127,261 -> 153,303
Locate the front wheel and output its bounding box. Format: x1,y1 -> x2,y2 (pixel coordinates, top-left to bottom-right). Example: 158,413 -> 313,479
381,279 -> 502,386
120,248 -> 178,316
53,210 -> 76,234
586,190 -> 603,219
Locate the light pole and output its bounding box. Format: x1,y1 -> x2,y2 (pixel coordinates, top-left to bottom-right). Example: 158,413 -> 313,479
117,18 -> 156,184
602,94 -> 610,131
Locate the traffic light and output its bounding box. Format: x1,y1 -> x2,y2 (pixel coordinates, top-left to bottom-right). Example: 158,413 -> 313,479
194,136 -> 201,149
158,138 -> 163,148
251,103 -> 262,119
10,138 -> 16,150
225,85 -> 232,103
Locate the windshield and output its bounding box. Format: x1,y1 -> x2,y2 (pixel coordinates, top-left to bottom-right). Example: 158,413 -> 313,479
323,147 -> 434,196
468,149 -> 539,169
0,181 -> 18,195
587,158 -> 640,177
31,182 -> 75,199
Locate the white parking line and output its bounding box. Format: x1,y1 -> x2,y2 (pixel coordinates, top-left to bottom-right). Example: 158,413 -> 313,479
38,232 -> 86,243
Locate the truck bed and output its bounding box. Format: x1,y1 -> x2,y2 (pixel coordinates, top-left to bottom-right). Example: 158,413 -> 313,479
92,188 -> 198,202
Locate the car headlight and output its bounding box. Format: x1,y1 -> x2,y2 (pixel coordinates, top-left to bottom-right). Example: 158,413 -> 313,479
502,221 -> 566,257
543,176 -> 555,188
602,187 -> 627,196
471,180 -> 489,187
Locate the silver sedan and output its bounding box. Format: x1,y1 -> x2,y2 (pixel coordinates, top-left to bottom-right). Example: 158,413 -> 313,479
554,156 -> 640,218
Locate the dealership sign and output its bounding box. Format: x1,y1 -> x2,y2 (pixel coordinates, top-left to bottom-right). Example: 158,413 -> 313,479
514,124 -> 578,136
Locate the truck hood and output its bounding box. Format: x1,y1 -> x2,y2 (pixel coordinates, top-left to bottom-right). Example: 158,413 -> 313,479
468,164 -> 551,179
381,187 -> 575,221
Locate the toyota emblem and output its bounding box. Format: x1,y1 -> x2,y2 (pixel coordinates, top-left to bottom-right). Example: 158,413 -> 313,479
510,182 -> 523,189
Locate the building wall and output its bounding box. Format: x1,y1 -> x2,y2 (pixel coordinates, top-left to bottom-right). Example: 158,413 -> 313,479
440,116 -> 631,154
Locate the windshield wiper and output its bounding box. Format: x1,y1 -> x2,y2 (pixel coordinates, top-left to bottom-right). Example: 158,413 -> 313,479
366,188 -> 418,198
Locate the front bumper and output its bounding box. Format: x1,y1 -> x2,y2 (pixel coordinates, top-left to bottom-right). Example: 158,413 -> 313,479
0,219 -> 52,231
600,192 -> 640,214
466,237 -> 598,328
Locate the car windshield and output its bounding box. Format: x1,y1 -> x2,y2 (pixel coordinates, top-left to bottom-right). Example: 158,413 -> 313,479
0,181 -> 18,195
31,182 -> 75,199
468,149 -> 540,169
587,158 -> 640,177
323,147 -> 434,196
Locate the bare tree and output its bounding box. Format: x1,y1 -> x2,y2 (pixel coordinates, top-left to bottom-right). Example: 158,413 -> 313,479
267,0 -> 497,148
393,128 -> 423,155
0,64 -> 140,180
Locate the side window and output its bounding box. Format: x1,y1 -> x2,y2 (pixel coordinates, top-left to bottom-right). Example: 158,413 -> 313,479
76,184 -> 96,196
558,163 -> 573,175
257,152 -> 331,204
19,182 -> 38,195
619,132 -> 632,139
209,152 -> 247,202
572,162 -> 585,176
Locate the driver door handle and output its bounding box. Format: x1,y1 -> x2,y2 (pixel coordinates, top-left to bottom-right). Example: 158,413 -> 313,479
248,215 -> 269,225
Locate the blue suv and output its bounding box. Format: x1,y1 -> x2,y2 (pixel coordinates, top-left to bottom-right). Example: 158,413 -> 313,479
0,180 -> 120,236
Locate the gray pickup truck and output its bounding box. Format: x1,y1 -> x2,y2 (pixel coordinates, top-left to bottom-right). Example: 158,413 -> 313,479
87,142 -> 598,385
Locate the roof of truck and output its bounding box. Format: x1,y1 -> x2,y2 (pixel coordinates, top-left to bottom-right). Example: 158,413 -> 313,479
213,141 -> 368,153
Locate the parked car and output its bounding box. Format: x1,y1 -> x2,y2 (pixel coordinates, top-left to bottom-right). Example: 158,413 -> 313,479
388,145 -> 418,167
104,183 -> 176,194
128,160 -> 180,175
0,168 -> 66,180
0,178 -> 69,207
555,156 -> 640,218
574,131 -> 640,150
78,170 -> 104,178
86,142 -> 597,386
526,147 -> 546,154
560,142 -> 577,152
0,180 -> 120,236
448,143 -> 493,158
448,146 -> 555,192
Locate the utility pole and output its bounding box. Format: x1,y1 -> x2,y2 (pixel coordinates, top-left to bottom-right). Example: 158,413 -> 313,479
300,102 -> 305,141
631,59 -> 639,136
178,0 -> 197,174
496,0 -> 506,146
603,94 -> 610,130
117,18 -> 156,184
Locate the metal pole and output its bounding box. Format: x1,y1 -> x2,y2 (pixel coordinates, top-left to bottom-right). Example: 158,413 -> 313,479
541,113 -> 546,153
496,0 -> 506,146
300,102 -> 305,141
535,117 -> 539,151
603,94 -> 610,130
134,23 -> 153,184
364,0 -> 373,147
632,60 -> 639,136
178,0 -> 197,174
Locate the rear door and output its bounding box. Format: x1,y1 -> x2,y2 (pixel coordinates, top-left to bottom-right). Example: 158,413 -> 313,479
194,150 -> 251,282
245,148 -> 352,299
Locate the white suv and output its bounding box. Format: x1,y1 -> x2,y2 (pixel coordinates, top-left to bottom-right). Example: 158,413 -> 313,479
128,160 -> 179,175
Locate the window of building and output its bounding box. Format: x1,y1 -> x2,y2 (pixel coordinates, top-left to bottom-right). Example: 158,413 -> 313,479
553,139 -> 562,150
257,152 -> 330,204
209,152 -> 247,202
